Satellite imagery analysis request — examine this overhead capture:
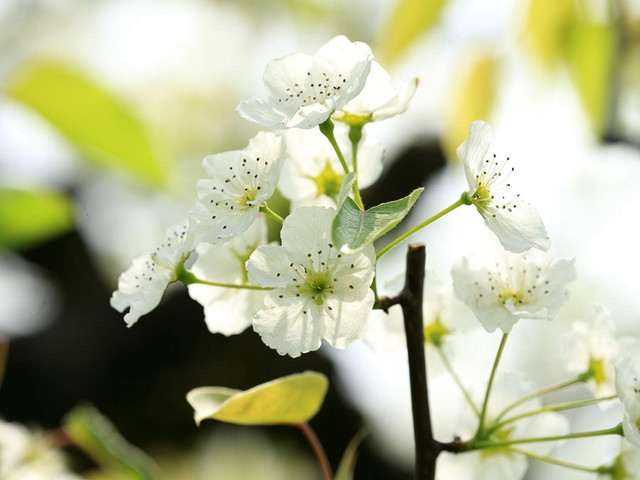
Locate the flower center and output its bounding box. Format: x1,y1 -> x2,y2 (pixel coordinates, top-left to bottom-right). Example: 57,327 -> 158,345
423,317 -> 449,347
301,269 -> 334,305
238,187 -> 258,209
498,287 -> 526,307
471,181 -> 493,213
588,357 -> 608,387
309,160 -> 344,202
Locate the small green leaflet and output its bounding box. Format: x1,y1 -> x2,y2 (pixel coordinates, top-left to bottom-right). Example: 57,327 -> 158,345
332,188 -> 423,253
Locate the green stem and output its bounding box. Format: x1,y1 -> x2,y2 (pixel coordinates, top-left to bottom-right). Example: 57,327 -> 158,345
471,423 -> 623,450
348,124 -> 365,209
376,192 -> 471,259
260,203 -> 284,224
298,422 -> 333,480
494,375 -> 586,423
475,333 -> 509,439
177,266 -> 272,291
319,119 -> 364,210
508,446 -> 603,474
436,346 -> 480,417
490,395 -> 618,432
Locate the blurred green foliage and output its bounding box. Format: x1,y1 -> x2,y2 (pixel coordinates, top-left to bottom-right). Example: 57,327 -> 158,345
0,188 -> 75,250
64,404 -> 160,480
442,54 -> 498,161
5,61 -> 169,188
379,0 -> 449,65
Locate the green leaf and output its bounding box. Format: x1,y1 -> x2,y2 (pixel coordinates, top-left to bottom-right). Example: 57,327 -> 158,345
379,0 -> 449,65
64,404 -> 160,480
5,61 -> 168,187
332,188 -> 423,252
0,188 -> 75,249
186,371 -> 329,426
335,429 -> 368,480
564,22 -> 616,134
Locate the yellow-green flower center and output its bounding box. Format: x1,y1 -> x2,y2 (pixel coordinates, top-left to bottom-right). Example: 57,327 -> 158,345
471,181 -> 492,214
424,317 -> 449,347
588,357 -> 609,387
300,269 -> 334,305
498,288 -> 525,306
310,161 -> 344,202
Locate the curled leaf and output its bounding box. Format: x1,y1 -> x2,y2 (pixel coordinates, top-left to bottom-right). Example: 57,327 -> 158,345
187,371 -> 329,426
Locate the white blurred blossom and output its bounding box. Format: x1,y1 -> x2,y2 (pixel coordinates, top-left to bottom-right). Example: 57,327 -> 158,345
236,35 -> 373,129
452,247 -> 575,333
279,127 -> 383,208
333,61 -> 418,125
247,207 -> 375,357
0,420 -> 82,480
563,305 -> 620,397
188,216 -> 268,336
433,373 -> 569,480
597,440 -> 640,480
615,347 -> 640,447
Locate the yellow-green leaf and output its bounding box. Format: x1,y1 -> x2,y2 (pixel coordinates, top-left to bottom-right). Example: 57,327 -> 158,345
0,188 -> 74,249
5,61 -> 168,187
187,371 -> 329,426
378,0 -> 449,65
524,0 -> 576,66
442,54 -> 498,161
64,404 -> 159,480
564,22 -> 617,134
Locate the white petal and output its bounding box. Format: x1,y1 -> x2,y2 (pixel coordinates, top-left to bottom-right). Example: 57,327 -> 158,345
189,284 -> 260,335
322,289 -> 374,348
246,245 -> 293,289
280,207 -> 335,259
252,290 -> 324,357
457,120 -> 493,189
483,200 -> 551,253
110,253 -> 174,327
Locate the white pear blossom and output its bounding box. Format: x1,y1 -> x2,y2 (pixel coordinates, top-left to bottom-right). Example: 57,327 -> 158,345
452,248 -> 575,333
457,121 -> 551,253
236,35 -> 373,129
190,131 -> 284,242
111,218 -> 194,327
188,216 -> 268,336
614,347 -> 640,447
598,440 -> 640,480
333,61 -> 418,125
279,127 -> 383,208
563,305 -> 620,397
247,207 -> 375,357
0,420 -> 83,480
365,271 -> 473,351
434,373 -> 569,480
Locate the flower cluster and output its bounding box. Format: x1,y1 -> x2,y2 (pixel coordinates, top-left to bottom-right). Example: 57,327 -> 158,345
111,35 -> 416,356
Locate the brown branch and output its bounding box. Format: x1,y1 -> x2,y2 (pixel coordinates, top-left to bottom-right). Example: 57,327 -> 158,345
399,244 -> 437,480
